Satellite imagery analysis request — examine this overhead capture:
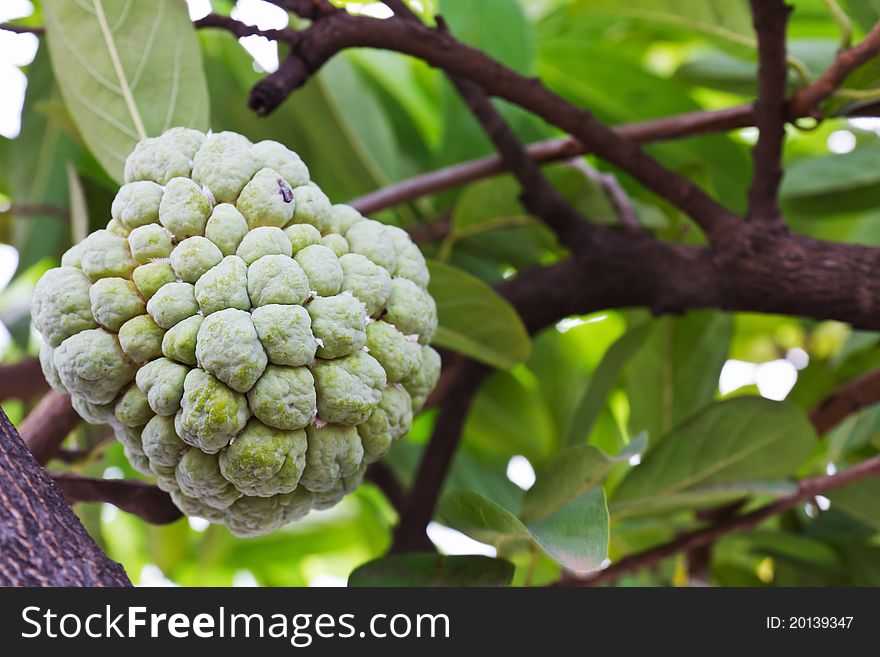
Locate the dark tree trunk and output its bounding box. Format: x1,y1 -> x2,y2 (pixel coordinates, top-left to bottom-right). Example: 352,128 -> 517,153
0,406 -> 130,586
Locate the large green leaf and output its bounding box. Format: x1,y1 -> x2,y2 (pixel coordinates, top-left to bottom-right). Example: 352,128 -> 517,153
9,47 -> 80,271
829,478 -> 880,531
43,0 -> 210,182
562,322 -> 651,445
612,397 -> 816,517
437,0 -> 548,168
428,260 -> 531,369
439,489 -> 609,573
566,0 -> 755,52
463,369 -> 557,464
521,436 -> 646,523
348,554 -> 514,587
625,311 -> 732,444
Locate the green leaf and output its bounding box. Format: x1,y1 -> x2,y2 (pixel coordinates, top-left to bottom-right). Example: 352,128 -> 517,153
612,397 -> 816,518
829,478 -> 880,531
439,491 -> 533,552
676,40 -> 837,96
464,370 -> 557,464
566,0 -> 755,52
625,311 -> 732,444
525,486 -> 608,574
9,47 -> 80,271
427,260 -> 531,369
43,0 -> 210,182
439,489 -> 609,574
348,554 -> 514,587
521,436 -> 646,523
563,322 -> 651,445
781,144 -> 880,215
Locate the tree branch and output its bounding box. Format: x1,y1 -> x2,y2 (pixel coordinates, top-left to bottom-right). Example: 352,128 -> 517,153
51,472 -> 182,525
747,0 -> 792,225
0,22 -> 43,35
267,0 -> 339,21
0,406 -> 130,585
383,3 -> 597,546
790,21 -> 880,115
559,453 -> 880,587
247,11 -> 740,241
555,363 -> 880,587
810,367 -> 880,435
19,391 -> 79,466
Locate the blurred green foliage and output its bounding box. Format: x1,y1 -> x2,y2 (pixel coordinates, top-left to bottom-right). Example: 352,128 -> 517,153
2,0 -> 880,587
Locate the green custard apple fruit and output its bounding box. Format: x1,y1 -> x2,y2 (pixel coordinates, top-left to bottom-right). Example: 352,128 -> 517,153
33,128 -> 441,537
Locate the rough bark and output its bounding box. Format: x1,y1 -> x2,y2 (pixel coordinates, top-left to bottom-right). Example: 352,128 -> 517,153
0,406 -> 131,586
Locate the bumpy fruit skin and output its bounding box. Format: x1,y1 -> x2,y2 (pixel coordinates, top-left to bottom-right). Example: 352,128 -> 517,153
33,128 -> 441,537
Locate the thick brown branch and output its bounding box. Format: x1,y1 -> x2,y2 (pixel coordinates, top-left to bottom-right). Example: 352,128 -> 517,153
248,12 -> 740,241
19,391 -> 79,466
268,0 -> 339,21
391,357 -> 489,552
0,358 -> 48,401
386,3 -> 597,549
747,0 -> 791,225
449,76 -> 595,250
0,406 -> 130,585
560,454 -> 880,587
51,473 -> 182,525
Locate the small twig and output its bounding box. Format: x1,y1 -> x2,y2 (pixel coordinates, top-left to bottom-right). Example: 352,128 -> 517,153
746,0 -> 791,225
822,0 -> 853,50
566,158 -> 640,232
558,364 -> 880,587
19,391 -> 79,466
559,453 -> 880,587
0,22 -> 44,35
391,358 -> 489,553
810,367 -> 880,435
51,472 -> 182,525
193,12 -> 299,42
407,214 -> 451,245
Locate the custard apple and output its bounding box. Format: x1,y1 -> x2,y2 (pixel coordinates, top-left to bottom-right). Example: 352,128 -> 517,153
33,128 -> 441,537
